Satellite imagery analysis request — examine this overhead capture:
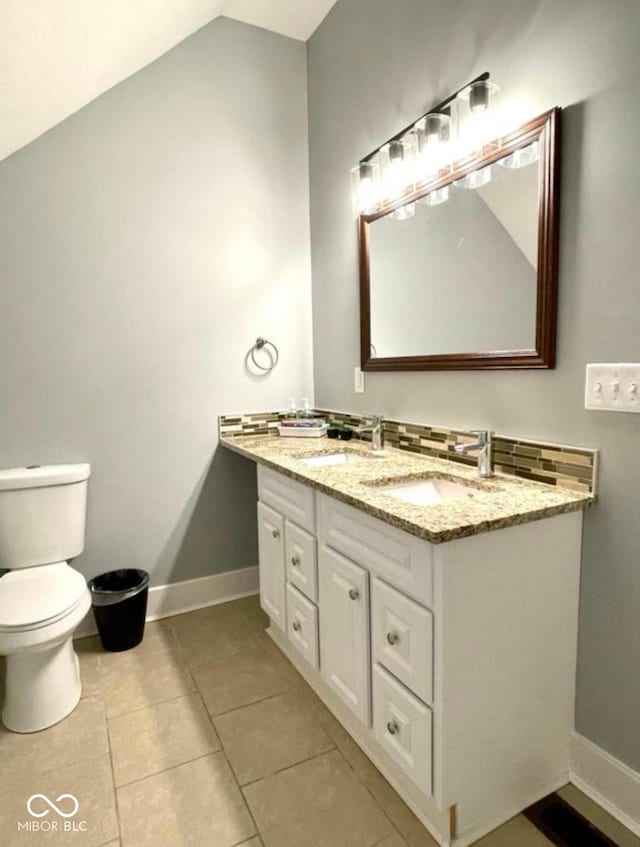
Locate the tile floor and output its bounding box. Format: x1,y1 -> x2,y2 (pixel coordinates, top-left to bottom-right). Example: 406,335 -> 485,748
0,595 -> 637,847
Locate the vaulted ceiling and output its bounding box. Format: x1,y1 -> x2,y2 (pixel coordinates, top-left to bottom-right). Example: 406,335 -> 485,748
0,0 -> 337,162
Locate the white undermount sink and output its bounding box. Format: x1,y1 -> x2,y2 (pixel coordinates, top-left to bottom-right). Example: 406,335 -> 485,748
380,477 -> 478,505
299,452 -> 368,467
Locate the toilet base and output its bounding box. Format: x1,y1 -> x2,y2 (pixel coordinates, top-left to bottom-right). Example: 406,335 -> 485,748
2,636 -> 82,732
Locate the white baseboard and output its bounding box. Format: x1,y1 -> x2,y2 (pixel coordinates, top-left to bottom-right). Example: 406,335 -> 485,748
570,731 -> 640,837
75,565 -> 259,639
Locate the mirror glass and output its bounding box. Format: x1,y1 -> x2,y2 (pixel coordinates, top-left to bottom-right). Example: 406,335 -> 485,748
368,144 -> 540,358
359,108 -> 560,370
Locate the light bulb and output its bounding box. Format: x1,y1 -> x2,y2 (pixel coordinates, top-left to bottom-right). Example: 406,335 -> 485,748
350,160 -> 381,214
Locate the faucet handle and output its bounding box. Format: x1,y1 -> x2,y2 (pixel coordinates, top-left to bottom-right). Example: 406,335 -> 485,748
469,429 -> 492,443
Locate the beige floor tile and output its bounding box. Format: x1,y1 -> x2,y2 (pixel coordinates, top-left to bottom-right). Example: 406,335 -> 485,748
0,697 -> 109,786
75,636 -> 103,699
374,836 -> 409,847
100,646 -> 195,718
192,644 -> 294,716
108,693 -> 221,786
238,839 -> 263,847
214,690 -> 334,785
233,594 -> 270,631
96,619 -> 179,670
557,783 -> 640,847
471,814 -> 552,846
117,752 -> 256,847
244,749 -> 396,847
168,603 -> 262,668
0,753 -> 118,847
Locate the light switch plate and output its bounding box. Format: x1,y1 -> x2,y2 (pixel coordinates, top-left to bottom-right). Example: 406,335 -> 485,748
354,366 -> 365,394
585,363 -> 640,412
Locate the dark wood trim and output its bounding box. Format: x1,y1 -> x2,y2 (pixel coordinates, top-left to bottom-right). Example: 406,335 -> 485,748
359,108 -> 562,371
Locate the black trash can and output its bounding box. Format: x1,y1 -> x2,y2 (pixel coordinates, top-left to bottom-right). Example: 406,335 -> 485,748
88,569 -> 150,652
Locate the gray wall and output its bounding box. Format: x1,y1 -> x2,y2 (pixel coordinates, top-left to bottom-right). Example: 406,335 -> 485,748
0,17 -> 314,586
308,0 -> 640,770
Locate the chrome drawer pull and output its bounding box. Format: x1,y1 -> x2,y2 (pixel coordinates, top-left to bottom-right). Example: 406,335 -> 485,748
348,588 -> 360,601
387,720 -> 399,736
292,620 -> 301,632
271,529 -> 280,539
291,555 -> 300,567
386,632 -> 399,646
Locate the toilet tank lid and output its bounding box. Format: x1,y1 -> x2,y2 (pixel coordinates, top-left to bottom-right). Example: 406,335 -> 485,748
0,464 -> 91,491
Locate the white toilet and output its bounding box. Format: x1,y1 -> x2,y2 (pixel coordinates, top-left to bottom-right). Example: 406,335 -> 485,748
0,463 -> 91,733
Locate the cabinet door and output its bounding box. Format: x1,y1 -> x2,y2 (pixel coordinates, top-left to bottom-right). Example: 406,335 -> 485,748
257,502 -> 285,630
319,545 -> 371,725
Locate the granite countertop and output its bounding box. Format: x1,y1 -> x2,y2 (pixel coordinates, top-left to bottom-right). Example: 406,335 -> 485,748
220,435 -> 594,544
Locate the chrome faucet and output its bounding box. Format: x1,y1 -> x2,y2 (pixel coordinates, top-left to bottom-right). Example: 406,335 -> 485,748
454,430 -> 494,478
355,414 -> 384,451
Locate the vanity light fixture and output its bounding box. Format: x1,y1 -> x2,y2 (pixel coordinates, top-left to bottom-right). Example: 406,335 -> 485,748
391,202 -> 416,221
350,71 -> 499,217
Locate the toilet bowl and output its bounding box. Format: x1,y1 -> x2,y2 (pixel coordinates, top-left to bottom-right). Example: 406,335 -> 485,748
0,563 -> 91,732
0,463 -> 91,733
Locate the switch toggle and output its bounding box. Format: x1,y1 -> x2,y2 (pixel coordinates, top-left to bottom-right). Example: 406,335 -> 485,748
585,364 -> 640,413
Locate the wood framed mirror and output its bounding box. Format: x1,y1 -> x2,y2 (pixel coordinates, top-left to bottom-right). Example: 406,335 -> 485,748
359,108 -> 561,371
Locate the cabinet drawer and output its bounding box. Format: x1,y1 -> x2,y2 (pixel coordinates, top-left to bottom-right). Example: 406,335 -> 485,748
373,663 -> 433,797
319,545 -> 371,726
285,520 -> 317,603
319,493 -> 433,606
286,583 -> 319,670
258,466 -> 316,533
372,578 -> 433,704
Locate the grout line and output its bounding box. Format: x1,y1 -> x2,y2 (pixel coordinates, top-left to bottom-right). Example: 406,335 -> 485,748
104,706 -> 123,845
105,686 -> 198,722
114,750 -> 219,790
239,746 -> 338,791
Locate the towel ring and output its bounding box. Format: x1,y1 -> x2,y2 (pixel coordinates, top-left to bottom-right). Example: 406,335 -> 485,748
249,337 -> 279,373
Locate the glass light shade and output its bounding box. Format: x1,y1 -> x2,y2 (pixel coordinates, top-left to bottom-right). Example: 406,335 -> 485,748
350,159 -> 382,215
391,202 -> 416,221
414,112 -> 451,182
418,186 -> 450,206
380,137 -> 416,202
454,165 -> 493,189
456,80 -> 500,159
497,140 -> 539,169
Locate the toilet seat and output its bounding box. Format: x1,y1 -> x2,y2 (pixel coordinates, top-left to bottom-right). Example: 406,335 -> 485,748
0,563 -> 88,632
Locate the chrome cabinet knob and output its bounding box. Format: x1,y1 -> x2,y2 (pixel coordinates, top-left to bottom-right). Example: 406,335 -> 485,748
271,529 -> 280,539
387,720 -> 399,736
291,555 -> 300,567
386,632 -> 399,646
348,587 -> 360,601
292,620 -> 301,632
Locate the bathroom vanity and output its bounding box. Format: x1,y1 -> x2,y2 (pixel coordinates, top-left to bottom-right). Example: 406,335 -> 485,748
222,434 -> 592,847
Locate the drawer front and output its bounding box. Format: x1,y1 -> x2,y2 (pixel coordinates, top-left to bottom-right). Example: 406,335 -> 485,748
257,502 -> 285,630
285,520 -> 318,603
373,663 -> 433,797
258,466 -> 316,533
286,583 -> 319,670
371,578 -> 433,704
319,545 -> 371,726
319,493 -> 433,607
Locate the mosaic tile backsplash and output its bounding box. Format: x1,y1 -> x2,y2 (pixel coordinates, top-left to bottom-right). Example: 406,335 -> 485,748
218,409 -> 598,494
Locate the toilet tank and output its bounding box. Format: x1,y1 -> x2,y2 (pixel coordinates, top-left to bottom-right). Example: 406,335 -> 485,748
0,464 -> 91,569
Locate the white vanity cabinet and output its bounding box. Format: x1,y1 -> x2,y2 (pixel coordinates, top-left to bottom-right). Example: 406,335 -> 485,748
256,464 -> 583,847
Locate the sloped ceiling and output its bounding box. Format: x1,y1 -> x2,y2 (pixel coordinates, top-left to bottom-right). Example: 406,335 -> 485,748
0,0 -> 337,162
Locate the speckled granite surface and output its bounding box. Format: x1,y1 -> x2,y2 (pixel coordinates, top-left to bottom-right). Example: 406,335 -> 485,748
220,434 -> 594,544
